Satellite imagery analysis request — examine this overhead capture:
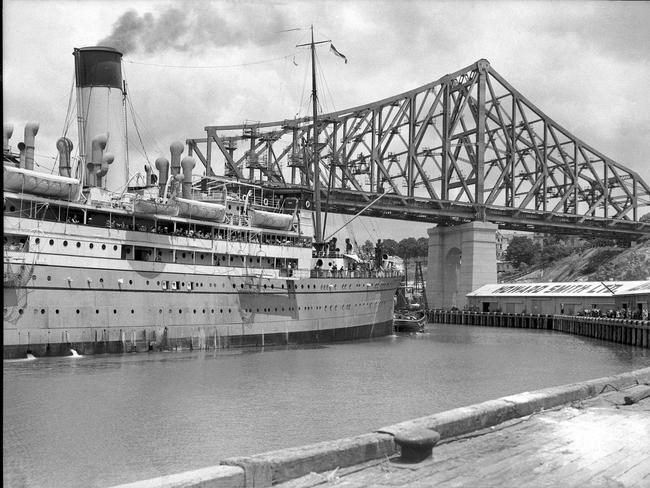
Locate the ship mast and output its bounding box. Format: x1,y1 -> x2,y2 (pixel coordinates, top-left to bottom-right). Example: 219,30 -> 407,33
297,25 -> 330,245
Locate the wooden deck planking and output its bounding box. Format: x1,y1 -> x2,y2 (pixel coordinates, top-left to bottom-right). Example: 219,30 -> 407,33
278,391 -> 650,488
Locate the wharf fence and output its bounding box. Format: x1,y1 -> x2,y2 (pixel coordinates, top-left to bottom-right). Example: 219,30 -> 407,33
426,310 -> 649,348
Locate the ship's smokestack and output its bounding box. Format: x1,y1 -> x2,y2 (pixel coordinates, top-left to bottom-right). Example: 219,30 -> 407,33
18,142 -> 26,167
181,156 -> 195,199
56,137 -> 74,177
155,157 -> 170,198
4,124 -> 14,153
74,47 -> 126,191
24,122 -> 39,170
87,133 -> 109,187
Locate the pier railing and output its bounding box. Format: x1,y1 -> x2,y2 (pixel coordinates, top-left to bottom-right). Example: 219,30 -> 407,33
427,310 -> 649,348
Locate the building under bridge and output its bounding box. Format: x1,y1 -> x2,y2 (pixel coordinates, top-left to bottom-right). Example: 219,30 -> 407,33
467,281 -> 650,318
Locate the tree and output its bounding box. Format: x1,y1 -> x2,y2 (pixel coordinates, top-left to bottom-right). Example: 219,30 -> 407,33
505,236 -> 539,267
382,239 -> 399,256
358,239 -> 375,263
397,237 -> 419,258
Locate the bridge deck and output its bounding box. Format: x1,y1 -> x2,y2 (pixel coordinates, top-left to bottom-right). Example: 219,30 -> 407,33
278,386 -> 650,487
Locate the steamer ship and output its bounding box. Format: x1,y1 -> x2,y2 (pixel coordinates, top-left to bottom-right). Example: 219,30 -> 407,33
3,42 -> 401,359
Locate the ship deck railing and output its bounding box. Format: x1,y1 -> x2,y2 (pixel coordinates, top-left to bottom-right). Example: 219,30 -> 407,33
309,269 -> 401,279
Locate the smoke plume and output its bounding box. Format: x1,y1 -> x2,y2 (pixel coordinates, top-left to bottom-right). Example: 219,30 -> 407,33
98,4 -> 288,55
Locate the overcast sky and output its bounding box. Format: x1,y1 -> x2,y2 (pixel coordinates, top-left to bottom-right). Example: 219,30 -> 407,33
4,0 -> 650,241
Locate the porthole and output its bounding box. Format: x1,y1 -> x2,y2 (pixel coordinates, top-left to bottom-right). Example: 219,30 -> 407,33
76,242 -> 81,248
131,310 -> 134,314
99,278 -> 104,283
35,238 -> 40,244
241,284 -> 244,289
55,309 -> 59,314
220,309 -> 223,314
232,284 -> 236,289
179,309 -> 182,314
113,310 -> 117,314
89,243 -> 94,249
129,280 -> 133,285
102,244 -> 106,250
18,309 -> 23,315
193,309 -> 197,314
47,276 -> 51,281
157,281 -> 160,286
159,309 -> 163,314
202,309 -> 206,314
96,309 -> 99,314
32,275 -> 36,281
49,239 -> 54,245
40,309 -> 45,314
76,309 -> 80,314
113,245 -> 118,251
63,240 -> 68,246
228,309 -> 231,313
146,280 -> 150,285
211,309 -> 214,313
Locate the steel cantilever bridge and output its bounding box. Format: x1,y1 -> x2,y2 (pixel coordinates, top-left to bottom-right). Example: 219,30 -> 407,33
187,59 -> 650,240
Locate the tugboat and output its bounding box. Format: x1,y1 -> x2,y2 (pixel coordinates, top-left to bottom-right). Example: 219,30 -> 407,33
394,261 -> 428,333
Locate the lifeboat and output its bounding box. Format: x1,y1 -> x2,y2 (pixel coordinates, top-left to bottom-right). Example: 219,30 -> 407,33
133,197 -> 179,216
248,208 -> 294,230
175,197 -> 226,222
3,165 -> 81,201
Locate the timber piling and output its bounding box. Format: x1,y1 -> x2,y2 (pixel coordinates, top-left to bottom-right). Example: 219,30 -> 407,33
427,310 -> 649,348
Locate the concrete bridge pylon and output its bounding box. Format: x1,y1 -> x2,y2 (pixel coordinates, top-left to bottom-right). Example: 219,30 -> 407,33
426,222 -> 498,310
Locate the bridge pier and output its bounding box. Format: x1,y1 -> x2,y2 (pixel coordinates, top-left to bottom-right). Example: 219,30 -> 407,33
426,222 -> 497,309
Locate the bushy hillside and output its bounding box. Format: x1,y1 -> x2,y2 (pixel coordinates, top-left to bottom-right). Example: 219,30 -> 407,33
509,240 -> 650,283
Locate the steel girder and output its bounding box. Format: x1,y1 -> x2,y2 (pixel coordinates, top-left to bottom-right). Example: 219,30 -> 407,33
187,59 -> 650,239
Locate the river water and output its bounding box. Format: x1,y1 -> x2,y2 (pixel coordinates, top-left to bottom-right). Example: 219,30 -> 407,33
4,324 -> 650,488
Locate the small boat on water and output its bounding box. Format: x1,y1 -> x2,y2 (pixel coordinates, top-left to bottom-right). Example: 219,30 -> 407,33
394,309 -> 426,333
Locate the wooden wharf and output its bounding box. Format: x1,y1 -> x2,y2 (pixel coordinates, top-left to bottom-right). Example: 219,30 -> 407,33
427,310 -> 650,348
278,384 -> 650,488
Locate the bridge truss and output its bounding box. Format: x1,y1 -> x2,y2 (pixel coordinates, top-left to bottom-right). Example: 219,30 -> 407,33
187,59 -> 650,239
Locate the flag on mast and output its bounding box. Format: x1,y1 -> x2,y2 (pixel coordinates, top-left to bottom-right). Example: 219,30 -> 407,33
330,43 -> 348,63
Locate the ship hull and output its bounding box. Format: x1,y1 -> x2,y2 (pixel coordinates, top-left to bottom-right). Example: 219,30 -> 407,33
4,261 -> 399,359
3,320 -> 394,358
